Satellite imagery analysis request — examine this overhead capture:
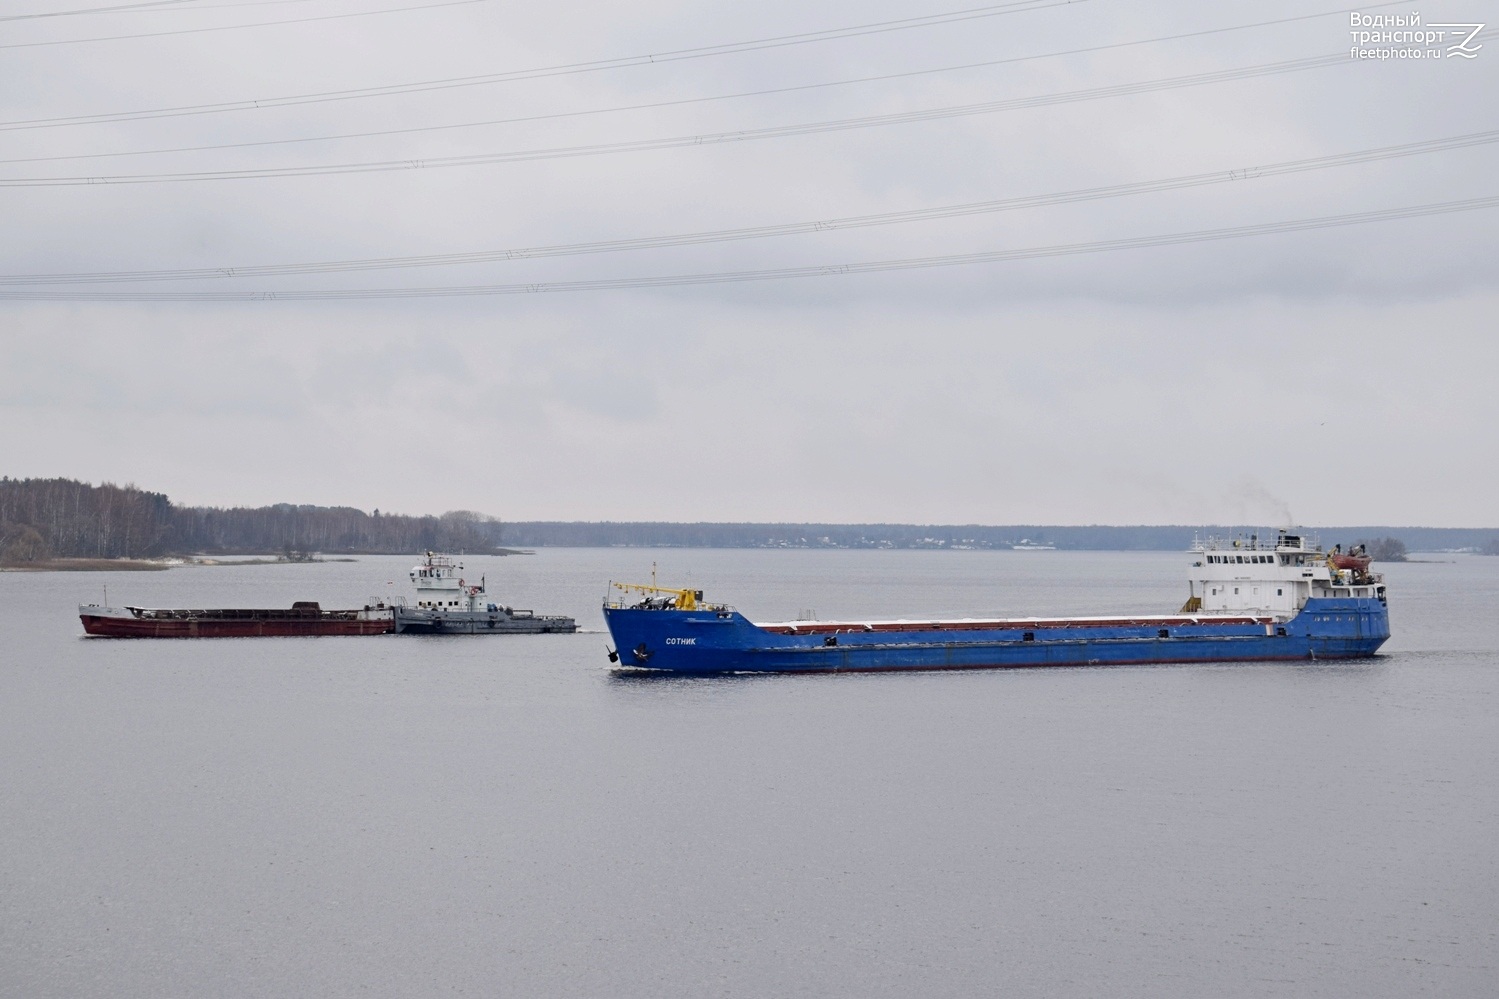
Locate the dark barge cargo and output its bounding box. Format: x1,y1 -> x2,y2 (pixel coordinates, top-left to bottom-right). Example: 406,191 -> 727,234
79,601 -> 394,638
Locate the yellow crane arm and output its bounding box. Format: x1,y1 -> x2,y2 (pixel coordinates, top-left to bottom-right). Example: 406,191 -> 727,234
610,581 -> 705,610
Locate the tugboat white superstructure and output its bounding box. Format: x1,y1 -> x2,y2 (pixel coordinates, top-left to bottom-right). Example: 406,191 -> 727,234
392,552 -> 576,635
601,529 -> 1389,674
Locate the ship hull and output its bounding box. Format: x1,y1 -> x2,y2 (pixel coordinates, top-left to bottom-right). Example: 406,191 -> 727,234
392,608 -> 577,635
80,605 -> 393,638
602,597 -> 1389,675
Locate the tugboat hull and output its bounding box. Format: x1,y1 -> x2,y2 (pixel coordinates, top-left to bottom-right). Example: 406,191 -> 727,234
392,608 -> 576,634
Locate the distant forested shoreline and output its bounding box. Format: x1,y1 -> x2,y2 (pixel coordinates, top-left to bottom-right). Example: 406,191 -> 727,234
2,476 -> 1496,564
0,477 -> 504,562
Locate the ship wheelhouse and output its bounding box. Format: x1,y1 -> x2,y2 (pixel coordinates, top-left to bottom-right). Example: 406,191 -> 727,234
410,551 -> 480,610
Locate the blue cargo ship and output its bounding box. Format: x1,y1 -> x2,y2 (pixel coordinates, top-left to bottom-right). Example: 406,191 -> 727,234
602,531 -> 1389,674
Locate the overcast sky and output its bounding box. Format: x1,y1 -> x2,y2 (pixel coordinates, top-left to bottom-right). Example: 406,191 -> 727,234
2,0 -> 1494,526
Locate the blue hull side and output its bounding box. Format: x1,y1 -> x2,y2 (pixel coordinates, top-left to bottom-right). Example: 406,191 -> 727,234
602,598 -> 1389,675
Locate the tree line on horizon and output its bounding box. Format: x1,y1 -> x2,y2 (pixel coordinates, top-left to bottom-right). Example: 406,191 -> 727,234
3,476 -> 1496,563
0,477 -> 503,562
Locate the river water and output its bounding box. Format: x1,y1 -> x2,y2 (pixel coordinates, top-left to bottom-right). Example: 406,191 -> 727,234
2,549 -> 1494,997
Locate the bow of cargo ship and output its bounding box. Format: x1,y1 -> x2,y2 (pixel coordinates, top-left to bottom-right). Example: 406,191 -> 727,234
602,581 -> 766,673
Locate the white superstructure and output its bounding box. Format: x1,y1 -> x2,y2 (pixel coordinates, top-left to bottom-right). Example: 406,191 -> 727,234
410,551 -> 489,612
1189,530 -> 1386,616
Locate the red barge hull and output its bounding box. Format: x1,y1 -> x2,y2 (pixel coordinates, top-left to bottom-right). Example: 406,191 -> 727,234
79,602 -> 394,638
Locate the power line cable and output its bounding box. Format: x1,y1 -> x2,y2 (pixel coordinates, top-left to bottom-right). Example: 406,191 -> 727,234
0,3 -> 1422,163
3,196 -> 1493,301
1,0 -> 1080,117
1,0 -> 491,47
2,1 -> 204,21
6,129 -> 1494,284
2,0 -> 1420,133
0,53 -> 1360,186
45,0 -> 336,13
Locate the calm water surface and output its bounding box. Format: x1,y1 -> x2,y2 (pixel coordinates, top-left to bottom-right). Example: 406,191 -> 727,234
2,550 -> 1495,998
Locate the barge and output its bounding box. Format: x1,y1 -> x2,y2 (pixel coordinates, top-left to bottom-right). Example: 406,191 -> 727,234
79,601 -> 394,638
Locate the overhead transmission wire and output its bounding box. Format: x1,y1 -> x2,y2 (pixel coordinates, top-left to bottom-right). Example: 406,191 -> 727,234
1,0 -> 491,47
3,197 -> 1495,302
157,1 -> 335,10
0,53 -> 1365,186
0,3 -> 1426,165
1,0 -> 204,20
1,0 -> 1070,52
6,129 -> 1495,286
7,0 -> 339,17
6,0 -> 1425,130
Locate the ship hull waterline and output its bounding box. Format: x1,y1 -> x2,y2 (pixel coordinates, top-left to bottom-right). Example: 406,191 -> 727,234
602,598 -> 1389,675
392,608 -> 577,635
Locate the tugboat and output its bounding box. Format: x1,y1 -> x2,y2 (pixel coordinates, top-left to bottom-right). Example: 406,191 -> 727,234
392,552 -> 577,635
602,530 -> 1389,674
